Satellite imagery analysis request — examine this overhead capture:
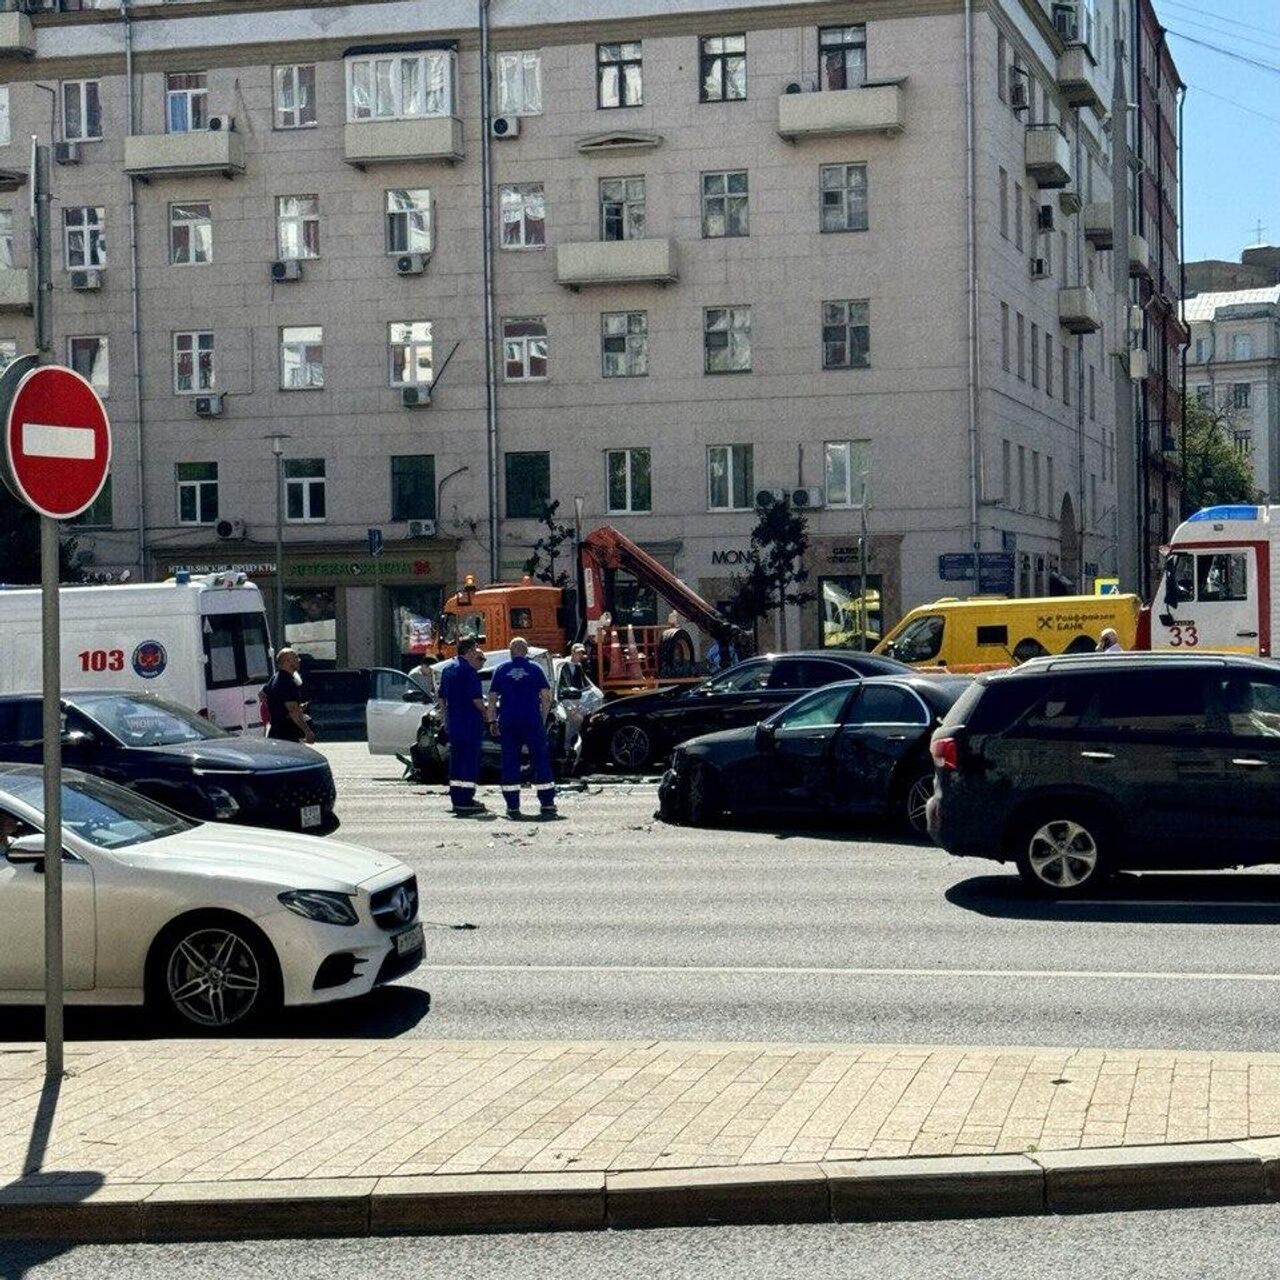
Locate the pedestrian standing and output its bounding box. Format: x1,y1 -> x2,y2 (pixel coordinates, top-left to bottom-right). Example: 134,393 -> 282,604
1098,627 -> 1124,653
437,636 -> 490,815
488,637 -> 556,818
262,648 -> 315,743
561,643 -> 588,692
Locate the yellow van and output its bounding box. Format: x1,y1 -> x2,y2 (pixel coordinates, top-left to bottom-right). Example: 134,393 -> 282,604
873,594 -> 1141,672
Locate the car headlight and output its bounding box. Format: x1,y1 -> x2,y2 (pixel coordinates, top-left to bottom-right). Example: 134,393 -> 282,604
278,890 -> 358,926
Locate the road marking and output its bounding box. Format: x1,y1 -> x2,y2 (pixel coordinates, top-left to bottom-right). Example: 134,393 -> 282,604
21,422 -> 96,460
418,963 -> 1280,983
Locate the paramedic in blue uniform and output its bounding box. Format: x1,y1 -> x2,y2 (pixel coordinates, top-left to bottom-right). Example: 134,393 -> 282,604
488,637 -> 556,818
437,636 -> 489,815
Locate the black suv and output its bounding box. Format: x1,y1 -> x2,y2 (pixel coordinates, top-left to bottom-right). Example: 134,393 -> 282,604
928,653 -> 1280,896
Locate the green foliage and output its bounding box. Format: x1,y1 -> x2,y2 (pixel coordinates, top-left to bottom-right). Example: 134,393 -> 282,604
522,500 -> 575,588
0,482 -> 83,584
725,497 -> 815,630
1181,398 -> 1260,514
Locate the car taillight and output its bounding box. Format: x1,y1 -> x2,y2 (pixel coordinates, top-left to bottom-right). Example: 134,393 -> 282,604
930,736 -> 958,771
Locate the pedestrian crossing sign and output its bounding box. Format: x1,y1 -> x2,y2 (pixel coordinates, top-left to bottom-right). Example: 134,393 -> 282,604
1094,577 -> 1120,596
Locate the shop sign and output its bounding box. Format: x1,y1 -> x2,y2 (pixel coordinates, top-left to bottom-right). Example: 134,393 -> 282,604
711,548 -> 751,566
828,543 -> 862,563
289,559 -> 433,578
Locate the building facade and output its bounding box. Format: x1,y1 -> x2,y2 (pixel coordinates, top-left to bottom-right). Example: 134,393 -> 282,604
0,0 -> 1143,667
1186,245 -> 1280,298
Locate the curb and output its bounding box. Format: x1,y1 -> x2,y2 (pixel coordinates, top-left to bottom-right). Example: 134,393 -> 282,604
4,1140 -> 1280,1243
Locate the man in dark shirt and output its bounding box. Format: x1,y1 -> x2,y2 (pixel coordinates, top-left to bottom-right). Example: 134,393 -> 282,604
437,636 -> 490,814
262,648 -> 314,743
488,637 -> 555,818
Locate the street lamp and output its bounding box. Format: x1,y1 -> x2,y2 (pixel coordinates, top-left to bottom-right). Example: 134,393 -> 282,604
267,434 -> 290,652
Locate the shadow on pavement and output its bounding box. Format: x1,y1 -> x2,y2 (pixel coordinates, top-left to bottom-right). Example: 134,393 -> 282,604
667,811 -> 927,847
947,871 -> 1280,924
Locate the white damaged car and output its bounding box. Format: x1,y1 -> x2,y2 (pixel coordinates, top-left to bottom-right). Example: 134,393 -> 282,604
0,764 -> 422,1031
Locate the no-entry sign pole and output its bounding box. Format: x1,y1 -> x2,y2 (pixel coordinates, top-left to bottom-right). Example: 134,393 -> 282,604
41,511 -> 62,1079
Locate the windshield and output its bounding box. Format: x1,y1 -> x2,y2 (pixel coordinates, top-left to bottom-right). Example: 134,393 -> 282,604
887,616 -> 944,664
440,612 -> 487,644
701,660 -> 771,694
79,694 -> 228,747
0,771 -> 194,849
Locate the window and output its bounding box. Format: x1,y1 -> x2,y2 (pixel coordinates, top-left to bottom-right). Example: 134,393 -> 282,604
997,32 -> 1008,103
601,310 -> 647,377
67,335 -> 108,396
284,458 -> 325,522
274,64 -> 316,129
0,87 -> 9,147
597,42 -> 642,108
1089,364 -> 1096,420
1014,181 -> 1023,251
1090,471 -> 1097,527
818,25 -> 866,90
1230,333 -> 1253,361
169,202 -> 211,265
1030,322 -> 1040,388
63,206 -> 105,270
499,183 -> 545,249
1016,312 -> 1025,380
276,195 -> 319,260
390,454 -> 436,521
280,326 -> 324,389
388,321 -> 433,387
1093,671 -> 1213,735
819,574 -> 882,650
173,331 -> 214,393
707,444 -> 753,510
822,300 -> 870,369
701,170 -> 748,238
848,684 -> 927,727
1017,445 -> 1026,510
1220,675 -> 1280,739
600,177 -> 645,241
0,210 -> 14,270
824,440 -> 868,507
1002,438 -> 1012,501
775,683 -> 852,730
166,72 -> 208,133
998,167 -> 1008,239
606,447 -> 652,513
385,189 -> 432,255
1194,383 -> 1212,406
1233,383 -> 1251,410
1197,552 -> 1247,603
1001,302 -> 1009,371
346,50 -> 456,121
70,474 -> 111,529
502,316 -> 548,381
1062,345 -> 1070,405
0,339 -> 16,375
704,306 -> 751,373
700,34 -> 746,101
176,461 -> 218,525
1194,335 -> 1212,363
820,163 -> 868,232
1045,333 -> 1053,399
1047,456 -> 1055,513
1032,450 -> 1041,514
62,79 -> 102,142
505,451 -> 550,519
705,659 -> 770,693
496,50 -> 542,116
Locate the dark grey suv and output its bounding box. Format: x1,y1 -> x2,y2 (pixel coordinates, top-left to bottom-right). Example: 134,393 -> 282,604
927,653 -> 1280,896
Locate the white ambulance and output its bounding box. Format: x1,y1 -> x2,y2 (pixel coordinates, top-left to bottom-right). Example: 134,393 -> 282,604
0,572 -> 272,732
1146,505 -> 1280,657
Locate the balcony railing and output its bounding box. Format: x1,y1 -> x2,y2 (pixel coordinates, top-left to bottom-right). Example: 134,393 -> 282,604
1082,202 -> 1114,249
1129,233 -> 1152,279
1025,125 -> 1072,189
776,80 -> 905,141
343,117 -> 464,168
1059,285 -> 1102,334
0,266 -> 30,312
124,128 -> 246,179
555,238 -> 678,290
0,11 -> 34,59
1057,45 -> 1107,115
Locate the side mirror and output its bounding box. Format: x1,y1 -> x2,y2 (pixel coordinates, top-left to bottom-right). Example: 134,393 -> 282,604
560,688 -> 582,702
402,688 -> 427,703
6,833 -> 45,866
755,721 -> 776,751
61,729 -> 95,750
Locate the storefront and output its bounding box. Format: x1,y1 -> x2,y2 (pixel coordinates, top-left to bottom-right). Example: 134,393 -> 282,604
799,534 -> 903,651
155,540 -> 459,671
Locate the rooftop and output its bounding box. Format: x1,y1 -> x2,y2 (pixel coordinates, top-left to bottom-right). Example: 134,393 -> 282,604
1182,284 -> 1280,323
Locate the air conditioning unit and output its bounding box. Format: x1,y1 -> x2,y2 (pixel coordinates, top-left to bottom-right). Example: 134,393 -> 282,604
54,141 -> 81,166
1058,190 -> 1083,215
1037,205 -> 1055,231
407,518 -> 436,539
401,385 -> 431,408
1128,303 -> 1144,334
754,487 -> 787,509
207,115 -> 234,132
1129,349 -> 1149,381
214,517 -> 246,541
1030,257 -> 1049,280
395,253 -> 428,276
70,269 -> 101,291
194,393 -> 224,418
271,259 -> 302,282
1009,79 -> 1029,111
1052,3 -> 1080,43
791,486 -> 825,510
491,114 -> 520,139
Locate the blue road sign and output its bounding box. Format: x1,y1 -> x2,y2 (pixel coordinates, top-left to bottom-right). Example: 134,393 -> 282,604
977,551 -> 1015,594
367,527 -> 384,558
938,553 -> 976,582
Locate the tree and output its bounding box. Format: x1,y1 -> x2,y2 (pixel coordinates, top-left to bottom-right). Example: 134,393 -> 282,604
0,482 -> 83,584
522,500 -> 575,588
1181,398 -> 1259,515
725,497 -> 815,650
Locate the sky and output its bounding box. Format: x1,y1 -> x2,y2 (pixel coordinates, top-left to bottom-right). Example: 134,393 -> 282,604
1152,0 -> 1280,264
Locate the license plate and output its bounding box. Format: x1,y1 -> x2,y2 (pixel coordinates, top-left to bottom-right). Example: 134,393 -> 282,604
300,804 -> 322,829
395,923 -> 423,956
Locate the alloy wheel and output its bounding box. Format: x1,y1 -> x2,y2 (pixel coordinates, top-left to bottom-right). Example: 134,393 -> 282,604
164,927 -> 262,1028
1027,819 -> 1099,889
610,724 -> 651,770
904,775 -> 933,836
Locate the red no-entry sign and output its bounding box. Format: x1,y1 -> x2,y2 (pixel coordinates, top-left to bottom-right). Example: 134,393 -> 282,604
3,364 -> 111,520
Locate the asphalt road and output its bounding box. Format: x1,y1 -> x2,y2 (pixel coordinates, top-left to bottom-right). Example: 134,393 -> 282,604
10,740 -> 1280,1051
7,1205 -> 1280,1280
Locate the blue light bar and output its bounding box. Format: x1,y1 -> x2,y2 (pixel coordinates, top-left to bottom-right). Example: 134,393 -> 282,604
1187,505 -> 1260,522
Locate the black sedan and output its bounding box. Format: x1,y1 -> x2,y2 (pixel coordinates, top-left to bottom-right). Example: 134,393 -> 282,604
0,691 -> 338,833
657,675 -> 971,833
578,650 -> 911,772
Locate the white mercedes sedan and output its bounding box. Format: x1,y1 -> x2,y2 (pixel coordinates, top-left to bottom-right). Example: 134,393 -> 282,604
0,764 -> 423,1031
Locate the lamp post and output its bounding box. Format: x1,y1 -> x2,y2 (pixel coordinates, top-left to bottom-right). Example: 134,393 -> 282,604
267,434 -> 289,652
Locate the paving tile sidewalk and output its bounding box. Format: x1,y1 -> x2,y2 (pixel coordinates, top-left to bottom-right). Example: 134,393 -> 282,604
4,1039 -> 1280,1187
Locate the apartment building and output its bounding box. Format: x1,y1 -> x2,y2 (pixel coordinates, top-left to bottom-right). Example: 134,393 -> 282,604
1184,284 -> 1280,501
0,0 -> 1136,668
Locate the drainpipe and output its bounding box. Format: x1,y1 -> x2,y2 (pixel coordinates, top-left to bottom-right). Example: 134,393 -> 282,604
1074,107 -> 1087,589
478,0 -> 499,582
122,0 -> 146,577
963,0 -> 980,574
1177,84 -> 1187,517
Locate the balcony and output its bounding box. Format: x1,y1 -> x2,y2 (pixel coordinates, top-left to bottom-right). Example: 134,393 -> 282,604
1129,349 -> 1150,381
555,238 -> 678,290
1059,285 -> 1102,334
1082,202 -> 1114,249
776,80 -> 905,141
124,129 -> 246,180
0,11 -> 33,59
0,266 -> 30,312
343,117 -> 464,168
1057,45 -> 1107,115
1129,233 -> 1152,279
1025,125 -> 1072,189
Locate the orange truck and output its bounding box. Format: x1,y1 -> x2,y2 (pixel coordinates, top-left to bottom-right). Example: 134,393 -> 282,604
436,526 -> 738,694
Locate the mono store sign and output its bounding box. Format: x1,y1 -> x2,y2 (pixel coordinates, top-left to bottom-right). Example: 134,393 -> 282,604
711,548 -> 751,566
